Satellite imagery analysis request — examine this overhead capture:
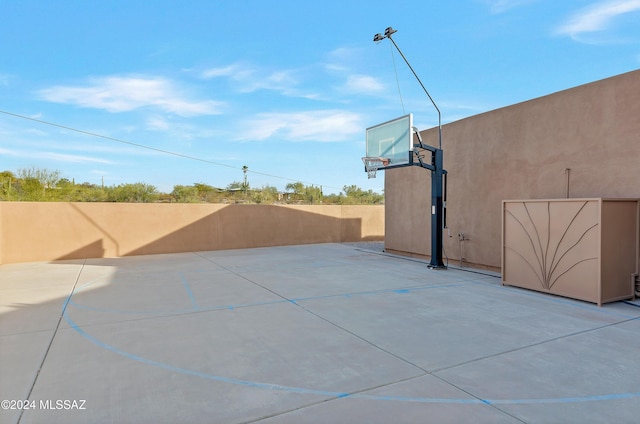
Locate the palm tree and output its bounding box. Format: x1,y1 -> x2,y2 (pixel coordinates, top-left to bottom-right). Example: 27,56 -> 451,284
242,165 -> 249,193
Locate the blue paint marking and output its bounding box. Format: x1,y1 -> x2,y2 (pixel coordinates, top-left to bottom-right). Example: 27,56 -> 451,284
63,305 -> 640,406
487,391 -> 640,405
67,299 -> 198,315
63,311 -> 348,398
67,280 -> 470,316
68,297 -> 294,315
179,272 -> 200,310
64,270 -> 640,406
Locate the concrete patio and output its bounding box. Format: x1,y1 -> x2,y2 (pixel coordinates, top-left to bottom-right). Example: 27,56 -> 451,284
1,243 -> 639,423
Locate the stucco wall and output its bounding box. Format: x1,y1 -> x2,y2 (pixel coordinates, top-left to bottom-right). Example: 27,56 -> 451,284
0,203 -> 384,264
385,69 -> 640,270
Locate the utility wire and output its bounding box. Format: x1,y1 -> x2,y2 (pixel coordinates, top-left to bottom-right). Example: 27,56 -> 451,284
0,109 -> 342,190
389,41 -> 406,115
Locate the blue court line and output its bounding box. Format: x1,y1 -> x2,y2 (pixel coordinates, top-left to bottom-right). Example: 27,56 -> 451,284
67,280 -> 471,316
179,272 -> 200,311
352,391 -> 640,405
62,311 -> 348,398
62,269 -> 640,406
67,297 -> 287,315
68,273 -> 640,326
288,282 -> 470,304
63,309 -> 640,406
484,392 -> 640,405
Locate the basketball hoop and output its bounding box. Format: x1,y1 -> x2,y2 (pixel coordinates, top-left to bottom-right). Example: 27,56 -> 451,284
362,157 -> 390,179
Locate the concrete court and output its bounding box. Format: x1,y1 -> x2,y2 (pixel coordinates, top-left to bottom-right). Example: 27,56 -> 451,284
1,243 -> 640,424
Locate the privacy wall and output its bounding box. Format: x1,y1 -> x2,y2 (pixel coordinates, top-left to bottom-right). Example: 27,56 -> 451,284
0,203 -> 384,264
385,69 -> 640,270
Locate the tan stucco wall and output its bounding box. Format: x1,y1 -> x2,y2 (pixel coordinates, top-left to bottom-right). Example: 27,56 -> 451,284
0,203 -> 384,264
385,69 -> 640,270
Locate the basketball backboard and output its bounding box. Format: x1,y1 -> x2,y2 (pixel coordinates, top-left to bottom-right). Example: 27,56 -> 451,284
365,113 -> 413,168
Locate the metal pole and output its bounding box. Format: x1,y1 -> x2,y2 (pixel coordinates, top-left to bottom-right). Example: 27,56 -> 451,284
430,148 -> 445,268
375,27 -> 446,268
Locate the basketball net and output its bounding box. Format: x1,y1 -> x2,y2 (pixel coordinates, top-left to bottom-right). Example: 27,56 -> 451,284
362,157 -> 390,179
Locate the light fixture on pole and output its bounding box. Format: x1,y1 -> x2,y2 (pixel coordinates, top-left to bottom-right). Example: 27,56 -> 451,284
373,27 -> 446,269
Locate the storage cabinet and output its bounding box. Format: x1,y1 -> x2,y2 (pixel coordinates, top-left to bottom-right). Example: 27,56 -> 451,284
502,198 -> 638,306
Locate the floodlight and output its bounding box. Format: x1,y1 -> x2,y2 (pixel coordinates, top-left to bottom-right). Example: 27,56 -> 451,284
384,27 -> 397,37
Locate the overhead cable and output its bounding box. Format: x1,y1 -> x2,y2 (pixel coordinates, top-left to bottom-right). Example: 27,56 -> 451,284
0,109 -> 341,190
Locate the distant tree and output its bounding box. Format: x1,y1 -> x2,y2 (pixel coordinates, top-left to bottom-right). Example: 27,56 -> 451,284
285,182 -> 304,195
193,182 -> 215,195
55,178 -> 77,201
342,184 -> 384,205
107,183 -> 158,203
57,178 -> 73,187
284,182 -> 303,203
171,185 -> 200,203
17,167 -> 61,188
285,182 -> 324,204
304,185 -> 323,204
342,185 -> 360,197
191,182 -> 225,202
16,167 -> 61,200
226,181 -> 244,190
252,185 -> 279,204
77,185 -> 108,202
0,170 -> 16,180
322,193 -> 343,205
0,170 -> 16,200
19,177 -> 45,200
261,185 -> 279,201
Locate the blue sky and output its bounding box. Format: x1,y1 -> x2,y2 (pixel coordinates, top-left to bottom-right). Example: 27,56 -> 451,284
1,0 -> 639,194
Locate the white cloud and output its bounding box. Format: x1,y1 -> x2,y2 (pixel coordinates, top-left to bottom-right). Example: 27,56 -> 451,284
38,152 -> 115,164
0,146 -> 114,164
146,116 -> 171,131
242,70 -> 300,93
0,73 -> 13,86
243,110 -> 363,142
39,76 -> 224,116
202,62 -> 321,99
201,64 -> 244,79
343,75 -> 384,94
483,0 -> 536,14
0,147 -> 17,155
203,59 -> 384,102
556,0 -> 640,40
324,47 -> 356,72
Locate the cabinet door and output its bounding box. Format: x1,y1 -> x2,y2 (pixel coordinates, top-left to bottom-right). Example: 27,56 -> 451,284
503,200 -> 599,303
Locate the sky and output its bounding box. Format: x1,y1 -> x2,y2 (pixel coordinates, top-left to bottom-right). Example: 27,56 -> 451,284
1,0 -> 639,195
